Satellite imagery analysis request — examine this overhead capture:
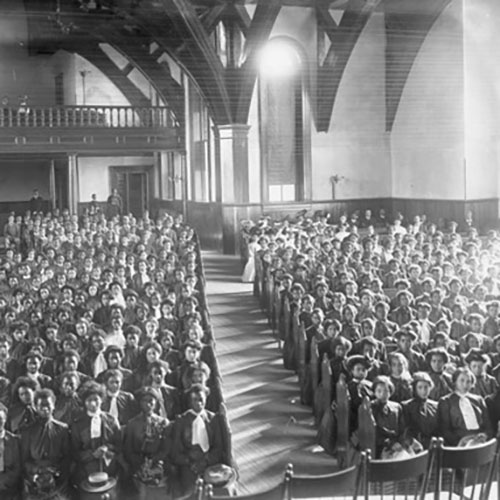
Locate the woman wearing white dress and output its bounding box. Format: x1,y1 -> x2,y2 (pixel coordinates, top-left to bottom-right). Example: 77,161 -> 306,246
241,235 -> 259,283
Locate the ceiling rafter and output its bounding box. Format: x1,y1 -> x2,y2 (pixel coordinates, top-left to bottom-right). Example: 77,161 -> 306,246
227,0 -> 282,124
166,0 -> 233,124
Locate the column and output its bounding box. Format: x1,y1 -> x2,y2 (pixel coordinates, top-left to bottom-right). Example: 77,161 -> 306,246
213,124 -> 251,254
216,124 -> 251,204
68,154 -> 78,215
49,160 -> 56,211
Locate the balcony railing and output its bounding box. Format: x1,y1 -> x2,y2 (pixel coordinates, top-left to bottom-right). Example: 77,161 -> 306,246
0,105 -> 178,129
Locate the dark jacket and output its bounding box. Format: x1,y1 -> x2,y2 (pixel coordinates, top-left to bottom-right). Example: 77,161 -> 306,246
437,392 -> 493,446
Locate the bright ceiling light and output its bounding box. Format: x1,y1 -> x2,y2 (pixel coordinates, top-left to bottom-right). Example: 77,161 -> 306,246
259,40 -> 300,78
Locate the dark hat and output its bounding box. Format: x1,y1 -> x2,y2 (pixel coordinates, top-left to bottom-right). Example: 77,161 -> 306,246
331,336 -> 352,354
23,350 -> 43,363
124,325 -> 142,337
464,348 -> 489,365
183,339 -> 202,351
104,345 -> 123,358
136,386 -> 161,403
345,354 -> 372,372
425,347 -> 450,365
184,382 -> 210,397
357,336 -> 378,351
394,329 -> 418,342
411,371 -> 434,388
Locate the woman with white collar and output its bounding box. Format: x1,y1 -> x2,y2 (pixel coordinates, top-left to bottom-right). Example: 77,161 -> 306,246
70,381 -> 123,485
171,384 -> 225,495
437,367 -> 493,446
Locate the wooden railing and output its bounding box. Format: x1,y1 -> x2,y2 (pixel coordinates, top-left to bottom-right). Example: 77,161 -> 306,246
0,105 -> 177,129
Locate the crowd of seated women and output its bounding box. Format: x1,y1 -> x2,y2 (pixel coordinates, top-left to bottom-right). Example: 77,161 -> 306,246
0,207 -> 231,500
244,209 -> 500,460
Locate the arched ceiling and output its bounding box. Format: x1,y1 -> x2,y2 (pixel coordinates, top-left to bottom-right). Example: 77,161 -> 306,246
19,0 -> 454,130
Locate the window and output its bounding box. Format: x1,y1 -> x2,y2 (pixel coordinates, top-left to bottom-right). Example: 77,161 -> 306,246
259,40 -> 305,203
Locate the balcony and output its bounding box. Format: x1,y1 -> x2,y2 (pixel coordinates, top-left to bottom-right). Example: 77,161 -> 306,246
0,105 -> 183,154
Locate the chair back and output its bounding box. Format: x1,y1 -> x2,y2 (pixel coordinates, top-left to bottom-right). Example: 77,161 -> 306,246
335,373 -> 350,467
311,338 -> 320,394
188,478 -> 204,500
434,437 -> 500,500
359,447 -> 434,500
357,396 -> 375,454
204,465 -> 291,500
290,463 -> 359,499
283,296 -> 291,342
318,353 -> 332,423
265,269 -> 274,320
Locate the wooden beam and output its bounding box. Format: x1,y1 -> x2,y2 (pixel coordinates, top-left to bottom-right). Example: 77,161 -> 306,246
316,0 -> 381,132
231,4 -> 252,35
167,0 -> 233,124
228,0 -> 282,124
201,4 -> 227,34
74,17 -> 186,125
316,4 -> 338,40
63,41 -> 152,109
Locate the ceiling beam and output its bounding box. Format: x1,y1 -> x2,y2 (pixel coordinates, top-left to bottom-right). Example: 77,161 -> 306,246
166,0 -> 233,124
227,0 -> 282,124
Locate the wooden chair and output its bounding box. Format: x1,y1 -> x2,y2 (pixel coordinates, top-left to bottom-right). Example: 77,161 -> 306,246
289,462 -> 360,499
283,297 -> 296,371
183,478 -> 204,500
265,269 -> 274,322
336,374 -> 351,467
204,465 -> 291,500
272,279 -> 281,339
310,338 -> 320,417
313,354 -> 332,425
434,437 -> 500,500
356,447 -> 435,500
357,396 -> 376,455
292,312 -> 301,368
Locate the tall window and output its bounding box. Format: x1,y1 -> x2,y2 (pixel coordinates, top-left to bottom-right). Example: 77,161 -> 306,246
259,40 -> 304,203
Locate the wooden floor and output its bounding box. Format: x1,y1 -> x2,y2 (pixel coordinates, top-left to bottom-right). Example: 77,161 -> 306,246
203,251 -> 337,495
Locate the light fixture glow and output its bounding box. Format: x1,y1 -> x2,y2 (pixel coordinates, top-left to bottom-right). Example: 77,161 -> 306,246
259,40 -> 300,78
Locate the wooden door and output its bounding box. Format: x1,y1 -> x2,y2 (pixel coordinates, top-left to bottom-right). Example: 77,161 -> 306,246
110,166 -> 151,217
128,172 -> 147,216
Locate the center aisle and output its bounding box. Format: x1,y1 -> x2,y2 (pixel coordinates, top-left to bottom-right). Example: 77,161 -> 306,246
203,251 -> 336,494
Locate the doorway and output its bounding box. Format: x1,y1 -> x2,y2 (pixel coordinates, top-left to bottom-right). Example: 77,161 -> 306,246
110,166 -> 152,217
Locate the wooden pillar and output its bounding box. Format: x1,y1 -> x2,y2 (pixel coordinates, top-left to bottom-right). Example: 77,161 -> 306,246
49,160 -> 56,211
214,124 -> 251,254
216,124 -> 251,204
68,154 -> 78,215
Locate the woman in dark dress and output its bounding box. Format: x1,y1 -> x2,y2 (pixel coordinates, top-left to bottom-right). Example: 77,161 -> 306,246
171,384 -> 225,495
370,376 -> 406,458
6,377 -> 38,434
70,381 -> 123,485
402,372 -> 439,449
437,367 -> 493,446
20,389 -> 71,500
123,387 -> 171,499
